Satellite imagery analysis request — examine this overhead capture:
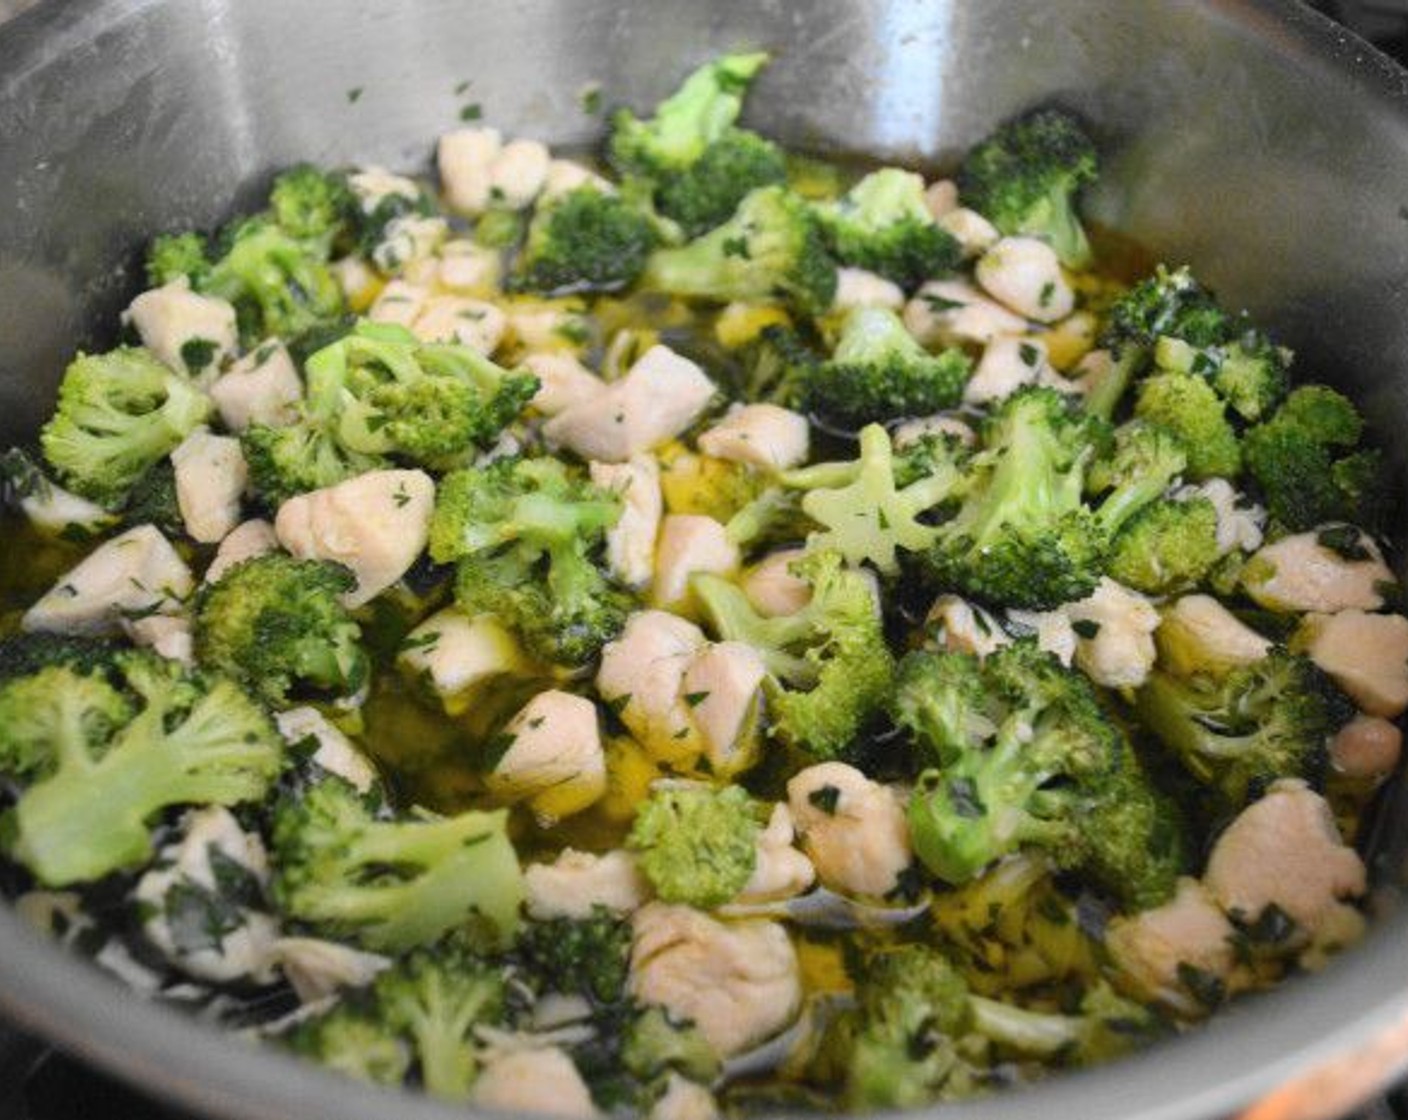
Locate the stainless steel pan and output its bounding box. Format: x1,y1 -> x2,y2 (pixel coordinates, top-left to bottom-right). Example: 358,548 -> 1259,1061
1,2 -> 1408,1118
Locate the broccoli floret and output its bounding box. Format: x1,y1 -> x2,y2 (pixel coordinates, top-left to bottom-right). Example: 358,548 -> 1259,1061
1157,330 -> 1290,425
1106,497 -> 1220,595
735,323 -> 819,408
284,1003 -> 411,1087
621,1007 -> 721,1086
270,774 -> 523,951
641,185 -> 838,318
1133,371 -> 1241,481
431,457 -> 629,667
925,386 -> 1103,610
121,460 -> 185,537
956,107 -> 1098,268
510,186 -> 658,295
693,550 -> 896,759
815,169 -> 963,290
609,52 -> 771,178
201,217 -> 346,343
146,232 -> 212,288
654,128 -> 788,238
0,652 -> 282,886
897,644 -> 1184,906
801,307 -> 971,428
39,348 -> 212,508
1243,385 -> 1385,532
627,785 -> 759,907
1134,652 -> 1341,813
268,163 -> 356,249
1085,420 -> 1188,538
516,906 -> 632,1005
241,420 -> 385,508
194,554 -> 369,707
0,632 -> 122,680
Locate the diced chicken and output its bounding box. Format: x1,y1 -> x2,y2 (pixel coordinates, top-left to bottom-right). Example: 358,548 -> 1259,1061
1174,478 -> 1265,556
274,469 -> 435,607
1242,529 -> 1394,613
787,763 -> 912,898
964,335 -> 1051,405
1004,607 -> 1077,666
697,404 -> 810,471
681,641 -> 766,775
527,352 -> 609,417
485,690 -> 606,822
525,849 -> 650,920
1067,578 -> 1161,690
23,525 -> 192,636
629,903 -> 801,1057
1155,595 -> 1272,678
650,1074 -> 719,1120
209,341 -> 301,432
347,167 -> 422,212
439,128 -> 503,215
544,345 -> 717,462
133,806 -> 278,984
738,804 -> 815,903
368,279 -> 430,328
510,301 -> 591,352
892,413 -> 977,448
126,278 -> 238,380
652,515 -> 740,615
126,613 -> 194,664
974,236 -> 1074,323
1295,610 -> 1408,718
927,594 -> 1008,659
1105,878 -> 1239,1016
1331,714 -> 1403,783
490,138 -> 552,209
204,519 -> 279,584
903,279 -> 1027,350
741,549 -> 811,618
938,206 -> 1000,258
597,611 -> 707,763
410,294 -> 507,354
329,255 -> 380,310
268,937 -> 389,1004
13,476 -> 114,539
371,215 -> 448,275
170,428 -> 247,544
398,608 -> 530,715
542,159 -> 615,201
437,239 -> 503,294
923,178 -> 959,219
472,1046 -> 598,1118
831,268 -> 905,312
274,707 -> 379,794
591,455 -> 663,590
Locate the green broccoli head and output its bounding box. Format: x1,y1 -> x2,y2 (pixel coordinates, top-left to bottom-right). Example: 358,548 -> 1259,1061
516,906 -> 632,1006
511,186 -> 659,295
653,128 -> 788,238
641,185 -> 838,318
241,419 -> 387,508
40,347 -> 212,508
621,1007 -> 721,1086
269,163 -> 357,249
736,323 -> 820,408
1133,371 -> 1241,481
270,774 -> 523,952
195,553 -> 368,707
1085,419 -> 1188,538
122,460 -> 186,537
1101,266 -> 1229,357
284,1003 -> 411,1088
801,307 -> 970,428
627,785 -> 759,907
694,549 -> 896,759
925,386 -> 1104,610
0,663 -> 133,782
816,168 -> 962,290
1243,384 -> 1386,532
956,107 -> 1098,268
146,232 -> 212,289
1106,497 -> 1221,595
1156,329 -> 1290,424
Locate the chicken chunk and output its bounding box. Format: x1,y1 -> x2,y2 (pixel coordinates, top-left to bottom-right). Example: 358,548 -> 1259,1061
485,690 -> 606,823
737,804 -> 815,903
926,594 -> 1009,659
697,404 -> 810,471
787,763 -> 912,898
125,613 -> 194,664
437,238 -> 503,294
544,345 -> 717,462
629,903 -> 801,1057
964,335 -> 1052,405
680,640 -> 766,776
490,138 -> 552,209
1155,594 -> 1272,679
209,341 -> 301,432
542,159 -> 615,201
903,279 -> 1027,350
1174,478 -> 1265,555
23,525 -> 192,636
510,301 -> 592,352
438,127 -> 503,215
204,518 -> 279,585
652,515 -> 740,616
274,469 -> 434,608
741,549 -> 811,618
938,207 -> 1000,258
1243,529 -> 1395,613
1205,780 -> 1367,954
11,476 -> 114,539
367,279 -> 430,328
1004,606 -> 1077,666
170,427 -> 247,544
472,1046 -> 598,1118
1295,610 -> 1408,718
974,236 -> 1074,323
347,167 -> 422,212
1330,714 -> 1403,783
591,455 -> 663,590
1067,578 -> 1161,690
126,278 -> 238,380
650,1074 -> 719,1120
923,179 -> 959,219
267,937 -> 389,1004
274,706 -> 379,794
526,352 -> 608,417
597,611 -> 707,764
524,848 -> 650,920
397,608 -> 531,715
831,268 -> 905,312
892,413 -> 977,449
409,295 -> 507,354
371,215 -> 448,276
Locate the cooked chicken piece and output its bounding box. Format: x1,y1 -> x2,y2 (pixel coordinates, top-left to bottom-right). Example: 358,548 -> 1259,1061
525,849 -> 650,920
938,207 -> 1000,258
1174,478 -> 1265,555
125,613 -> 194,665
542,159 -> 615,201
974,236 -> 1074,323
650,1074 -> 719,1120
964,335 -> 1053,405
741,549 -> 811,618
927,594 -> 1008,659
371,215 -> 448,275
274,706 -> 379,794
471,1046 -> 598,1118
397,608 -> 530,715
680,640 -> 766,775
1155,595 -> 1272,678
891,413 -> 977,448
903,278 -> 1027,349
591,455 -> 663,590
437,239 -> 503,294
438,127 -> 503,216
1330,714 -> 1403,783
787,763 -> 912,897
1243,529 -> 1394,613
126,278 -> 237,380
367,279 -> 430,328
485,690 -> 606,823
204,519 -> 279,584
923,179 -> 959,218
651,515 -> 740,616
1295,609 -> 1408,718
831,268 -> 905,312
697,404 -> 810,470
1067,578 -> 1161,689
737,804 -> 815,903
596,611 -> 707,764
267,937 -> 389,1004
170,427 -> 247,544
410,295 -> 507,354
489,138 -> 552,209
527,352 -> 608,417
209,341 -> 301,431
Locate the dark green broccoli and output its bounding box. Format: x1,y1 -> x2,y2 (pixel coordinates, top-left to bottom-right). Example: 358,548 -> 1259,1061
1243,384 -> 1386,532
516,906 -> 632,1006
896,644 -> 1185,907
735,323 -> 820,407
801,307 -> 971,428
270,774 -> 523,952
627,785 -> 759,907
956,107 -> 1098,268
146,232 -> 212,288
194,553 -> 369,707
0,651 -> 282,886
241,418 -> 386,508
268,163 -> 356,249
1134,652 -> 1344,813
924,386 -> 1104,610
641,185 -> 838,318
510,186 -> 658,295
430,456 -> 629,667
1133,371 -> 1241,481
815,168 -> 962,290
0,632 -> 122,681
693,549 -> 896,760
39,348 -> 211,508
121,460 -> 185,537
654,128 -> 788,238
284,1004 -> 411,1088
1106,497 -> 1221,595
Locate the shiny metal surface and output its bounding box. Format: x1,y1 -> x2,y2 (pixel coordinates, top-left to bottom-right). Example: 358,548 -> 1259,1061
1,2 -> 1407,1118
